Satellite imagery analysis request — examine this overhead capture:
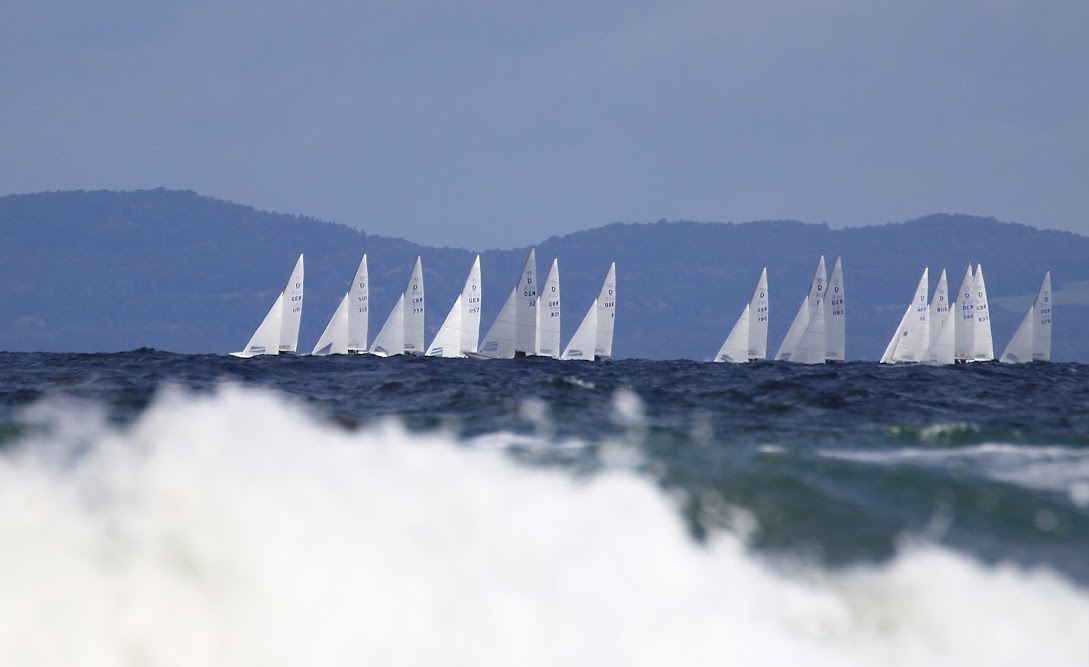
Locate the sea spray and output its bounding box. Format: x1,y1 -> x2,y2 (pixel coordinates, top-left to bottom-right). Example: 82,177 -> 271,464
1,385 -> 1089,666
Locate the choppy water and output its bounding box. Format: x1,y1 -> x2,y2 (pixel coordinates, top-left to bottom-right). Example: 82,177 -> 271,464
2,350 -> 1089,665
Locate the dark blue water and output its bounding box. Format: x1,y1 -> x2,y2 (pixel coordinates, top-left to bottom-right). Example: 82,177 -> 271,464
3,349 -> 1087,587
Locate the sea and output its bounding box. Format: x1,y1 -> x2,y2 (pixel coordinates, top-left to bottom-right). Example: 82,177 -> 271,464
2,349 -> 1088,665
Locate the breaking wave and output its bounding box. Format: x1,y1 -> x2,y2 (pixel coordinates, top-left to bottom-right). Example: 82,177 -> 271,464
2,386 -> 1089,666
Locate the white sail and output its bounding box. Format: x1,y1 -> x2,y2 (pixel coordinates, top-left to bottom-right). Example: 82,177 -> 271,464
927,269 -> 955,365
793,293 -> 827,365
312,293 -> 350,356
595,262 -> 617,359
880,305 -> 913,364
825,257 -> 845,362
776,256 -> 826,363
775,296 -> 810,362
1034,271 -> 1052,361
880,268 -> 929,364
561,299 -> 598,361
807,256 -> 827,320
461,256 -> 482,354
403,257 -> 425,355
312,253 -> 368,356
426,295 -> 463,358
972,264 -> 994,361
715,304 -> 750,363
348,254 -> 369,352
954,265 -> 975,362
232,292 -> 284,358
1000,304 -> 1034,364
478,248 -> 536,358
747,267 -> 769,360
516,248 -> 538,354
535,258 -> 561,358
370,294 -> 405,357
1001,271 -> 1053,363
279,254 -> 304,353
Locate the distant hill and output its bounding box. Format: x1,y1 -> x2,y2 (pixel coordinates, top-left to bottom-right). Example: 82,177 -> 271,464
2,189 -> 1087,361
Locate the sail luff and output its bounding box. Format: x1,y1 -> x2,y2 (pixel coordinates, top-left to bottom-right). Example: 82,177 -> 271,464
403,257 -> 425,354
460,256 -> 482,354
1034,271 -> 1052,361
478,248 -> 535,358
825,258 -> 845,362
515,248 -> 538,354
928,269 -> 954,365
972,264 -> 994,361
535,258 -> 561,358
954,265 -> 975,362
594,262 -> 617,359
347,254 -> 369,352
748,267 -> 769,360
279,254 -> 304,353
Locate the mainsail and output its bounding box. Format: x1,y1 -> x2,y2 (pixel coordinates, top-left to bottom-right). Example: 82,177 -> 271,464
880,268 -> 929,364
927,269 -> 955,365
478,248 -> 536,359
535,258 -> 561,358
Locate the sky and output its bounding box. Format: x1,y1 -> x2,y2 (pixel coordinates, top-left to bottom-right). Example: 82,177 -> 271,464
2,0 -> 1088,248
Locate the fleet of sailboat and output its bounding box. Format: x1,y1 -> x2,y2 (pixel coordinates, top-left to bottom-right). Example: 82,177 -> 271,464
233,252 -> 1053,364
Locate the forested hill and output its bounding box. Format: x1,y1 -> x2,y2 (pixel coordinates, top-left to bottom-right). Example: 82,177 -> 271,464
3,189 -> 1087,360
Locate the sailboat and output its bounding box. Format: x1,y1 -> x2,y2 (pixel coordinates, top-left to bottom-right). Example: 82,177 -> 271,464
880,268 -> 929,364
953,265 -> 975,363
953,263 -> 995,362
926,269 -> 955,365
715,267 -> 768,363
561,262 -> 617,361
776,256 -> 827,364
535,259 -> 561,358
369,256 -> 424,357
232,254 -> 304,358
594,262 -> 617,360
312,254 -> 369,356
475,248 -> 537,359
404,256 -> 425,355
1000,271 -> 1052,363
426,255 -> 482,357
971,264 -> 994,361
825,257 -> 845,362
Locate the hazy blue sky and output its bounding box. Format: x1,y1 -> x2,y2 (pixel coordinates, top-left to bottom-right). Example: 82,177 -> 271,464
3,0 -> 1087,247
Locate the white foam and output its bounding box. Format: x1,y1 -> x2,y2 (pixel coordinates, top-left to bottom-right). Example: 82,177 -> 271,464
3,386 -> 1089,666
820,442 -> 1089,506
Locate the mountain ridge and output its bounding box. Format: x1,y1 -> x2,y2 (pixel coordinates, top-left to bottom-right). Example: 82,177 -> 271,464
2,189 -> 1086,360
